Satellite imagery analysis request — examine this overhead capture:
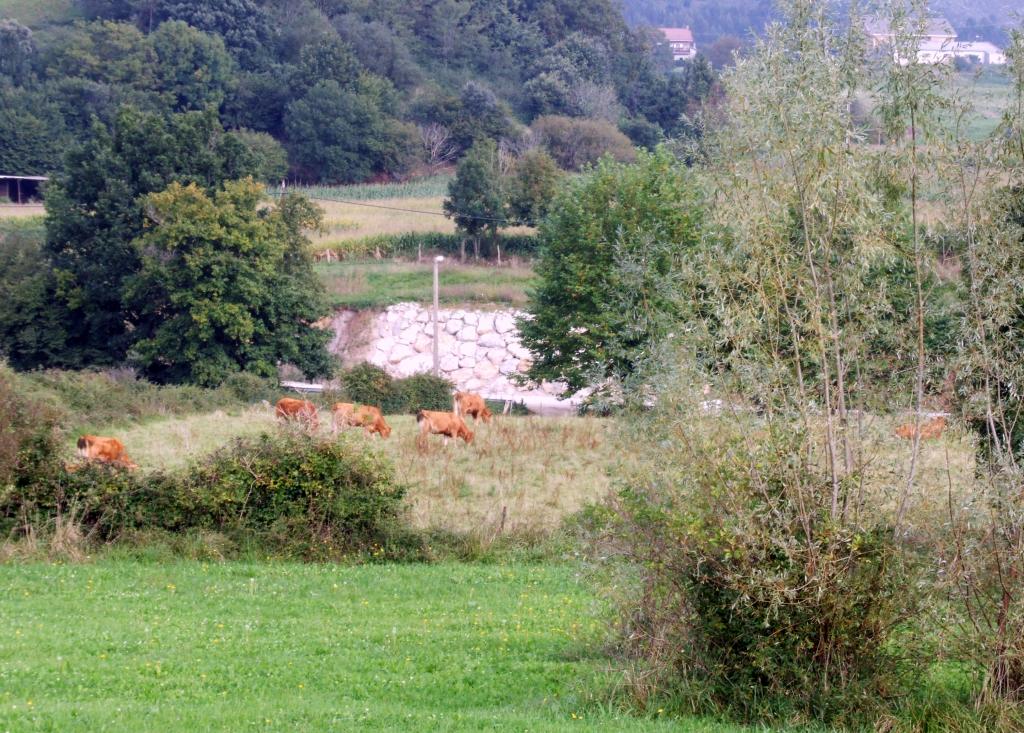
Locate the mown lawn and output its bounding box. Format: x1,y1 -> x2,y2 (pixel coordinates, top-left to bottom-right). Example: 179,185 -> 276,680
317,259 -> 536,308
0,561 -> 753,732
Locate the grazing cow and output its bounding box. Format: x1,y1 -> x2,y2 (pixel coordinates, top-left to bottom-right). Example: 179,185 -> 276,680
275,397 -> 320,431
454,391 -> 492,423
331,402 -> 392,438
76,435 -> 138,469
416,410 -> 474,447
895,415 -> 947,441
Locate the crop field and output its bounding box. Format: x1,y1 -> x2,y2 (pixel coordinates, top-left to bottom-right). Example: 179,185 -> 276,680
317,260 -> 537,309
0,561 -> 763,732
950,68 -> 1014,141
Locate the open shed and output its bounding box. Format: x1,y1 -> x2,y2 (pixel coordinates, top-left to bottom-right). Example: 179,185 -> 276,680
0,175 -> 49,204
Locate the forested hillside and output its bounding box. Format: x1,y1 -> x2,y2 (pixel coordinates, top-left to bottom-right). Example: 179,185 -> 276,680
0,0 -> 713,184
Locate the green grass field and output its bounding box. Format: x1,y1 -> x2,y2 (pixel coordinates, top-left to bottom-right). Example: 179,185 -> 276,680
317,260 -> 537,309
0,561 -> 762,733
0,0 -> 78,26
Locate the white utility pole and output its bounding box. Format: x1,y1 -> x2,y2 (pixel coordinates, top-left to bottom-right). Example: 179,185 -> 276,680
433,255 -> 444,376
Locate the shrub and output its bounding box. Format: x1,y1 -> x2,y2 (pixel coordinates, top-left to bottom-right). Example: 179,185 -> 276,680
598,408 -> 917,723
0,365 -> 64,531
178,433 -> 416,560
339,362 -> 404,413
221,371 -> 279,403
531,115 -> 636,171
397,373 -> 454,413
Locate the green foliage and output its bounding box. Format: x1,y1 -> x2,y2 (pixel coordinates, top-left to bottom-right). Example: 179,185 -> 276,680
329,232 -> 537,261
41,106 -> 261,369
0,224 -> 72,370
338,362 -> 404,414
284,77 -> 417,183
147,20 -> 235,112
0,364 -> 63,507
395,373 -> 455,414
338,363 -> 454,415
520,147 -> 704,392
178,433 -> 414,560
600,406 -> 916,723
530,115 -> 636,170
444,138 -> 506,243
0,17 -> 35,84
505,149 -> 562,226
126,180 -> 331,386
231,129 -> 288,183
0,84 -> 68,174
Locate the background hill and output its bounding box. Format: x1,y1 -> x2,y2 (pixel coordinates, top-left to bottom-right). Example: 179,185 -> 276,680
0,0 -> 714,184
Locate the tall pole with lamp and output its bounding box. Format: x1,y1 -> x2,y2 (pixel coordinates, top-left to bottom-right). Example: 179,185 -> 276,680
433,255 -> 444,376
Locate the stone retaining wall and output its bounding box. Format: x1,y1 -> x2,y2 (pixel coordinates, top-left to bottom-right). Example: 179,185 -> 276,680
327,302 -> 569,400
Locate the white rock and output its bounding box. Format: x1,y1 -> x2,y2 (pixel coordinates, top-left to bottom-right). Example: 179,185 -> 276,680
395,353 -> 433,377
413,333 -> 433,353
487,348 -> 507,365
541,380 -> 567,396
500,358 -> 519,375
398,324 -> 421,345
492,314 -> 512,334
458,326 -> 478,342
509,343 -> 532,359
517,359 -> 534,373
452,368 -> 474,383
478,332 -> 505,349
389,344 -> 414,364
464,378 -> 484,391
416,310 -> 431,323
475,361 -> 499,380
440,355 -> 460,372
459,356 -> 477,368
445,319 -> 463,335
459,342 -> 477,358
476,313 -> 495,334
463,312 -> 478,326
438,333 -> 456,351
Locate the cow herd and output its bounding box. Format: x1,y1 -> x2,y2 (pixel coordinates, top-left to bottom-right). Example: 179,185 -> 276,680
275,391 -> 492,448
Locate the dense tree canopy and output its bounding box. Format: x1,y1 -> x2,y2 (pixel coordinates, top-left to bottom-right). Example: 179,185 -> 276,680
126,180 -> 331,385
519,148 -> 704,391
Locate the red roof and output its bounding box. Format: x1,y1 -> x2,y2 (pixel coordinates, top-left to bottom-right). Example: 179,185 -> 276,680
658,27 -> 694,44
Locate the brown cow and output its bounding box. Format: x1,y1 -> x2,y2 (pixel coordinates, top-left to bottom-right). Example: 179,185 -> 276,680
416,410 -> 474,448
275,397 -> 320,431
76,435 -> 138,469
895,415 -> 947,441
331,402 -> 392,438
454,391 -> 492,423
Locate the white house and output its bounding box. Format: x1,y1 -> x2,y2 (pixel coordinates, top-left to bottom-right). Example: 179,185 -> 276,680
657,27 -> 697,62
954,41 -> 1007,66
865,16 -> 1006,65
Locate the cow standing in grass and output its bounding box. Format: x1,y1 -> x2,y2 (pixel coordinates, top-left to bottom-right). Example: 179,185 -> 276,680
454,391 -> 492,423
76,435 -> 138,469
331,403 -> 392,438
275,397 -> 320,431
895,415 -> 947,440
416,410 -> 474,449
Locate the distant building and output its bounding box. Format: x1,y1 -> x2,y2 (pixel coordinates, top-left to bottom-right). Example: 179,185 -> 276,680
954,41 -> 1007,66
865,16 -> 1006,65
657,27 -> 697,62
0,175 -> 48,204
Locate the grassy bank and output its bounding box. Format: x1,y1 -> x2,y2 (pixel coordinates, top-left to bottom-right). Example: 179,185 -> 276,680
317,259 -> 536,309
0,560 -> 759,732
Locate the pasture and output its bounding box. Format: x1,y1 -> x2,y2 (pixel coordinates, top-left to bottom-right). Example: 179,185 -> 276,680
0,561 -> 759,732
317,259 -> 536,309
75,410 -> 618,535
